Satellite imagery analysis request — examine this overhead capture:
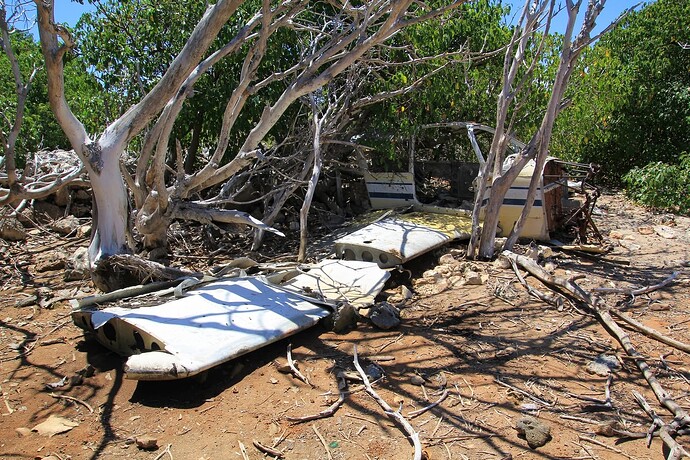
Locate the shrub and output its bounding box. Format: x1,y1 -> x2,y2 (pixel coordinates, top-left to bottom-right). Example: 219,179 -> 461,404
622,153 -> 690,215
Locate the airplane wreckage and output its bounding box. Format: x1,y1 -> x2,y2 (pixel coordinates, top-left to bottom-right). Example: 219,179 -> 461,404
71,123 -> 600,380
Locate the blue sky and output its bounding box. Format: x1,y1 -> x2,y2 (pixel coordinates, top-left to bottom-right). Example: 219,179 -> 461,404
53,0 -> 644,34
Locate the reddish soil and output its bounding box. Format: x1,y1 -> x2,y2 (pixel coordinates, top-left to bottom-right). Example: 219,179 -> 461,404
1,193 -> 689,460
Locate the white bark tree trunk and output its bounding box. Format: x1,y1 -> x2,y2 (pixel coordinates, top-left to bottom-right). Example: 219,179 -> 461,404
470,0 -> 618,259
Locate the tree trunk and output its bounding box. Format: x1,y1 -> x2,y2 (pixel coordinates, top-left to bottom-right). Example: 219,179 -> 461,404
298,104 -> 324,262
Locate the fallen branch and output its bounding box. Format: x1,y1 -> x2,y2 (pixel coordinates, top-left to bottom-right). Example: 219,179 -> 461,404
610,310 -> 690,354
49,392 -> 94,413
253,439 -> 284,458
407,389 -> 449,419
633,391 -> 690,460
507,256 -> 564,308
286,375 -> 347,423
287,343 -> 312,387
503,250 -> 690,457
153,443 -> 173,460
353,344 -> 422,460
312,425 -> 334,460
592,271 -> 680,297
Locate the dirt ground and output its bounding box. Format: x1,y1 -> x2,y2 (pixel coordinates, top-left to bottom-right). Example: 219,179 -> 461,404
1,192 -> 689,460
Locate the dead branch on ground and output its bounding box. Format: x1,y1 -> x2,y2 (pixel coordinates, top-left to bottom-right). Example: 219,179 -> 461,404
353,344 -> 422,460
286,343 -> 312,387
503,250 -> 690,458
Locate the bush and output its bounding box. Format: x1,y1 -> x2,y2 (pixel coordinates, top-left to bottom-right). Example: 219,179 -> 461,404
622,153 -> 690,215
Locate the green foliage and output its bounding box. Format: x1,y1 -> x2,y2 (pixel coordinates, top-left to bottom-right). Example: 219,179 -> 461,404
351,0 -> 512,168
0,30 -> 103,164
622,153 -> 690,215
552,0 -> 690,185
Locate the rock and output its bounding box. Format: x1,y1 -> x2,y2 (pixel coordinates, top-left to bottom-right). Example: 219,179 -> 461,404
135,435 -> 159,450
365,364 -> 384,381
438,254 -> 456,265
515,416 -> 551,448
410,374 -> 426,385
15,427 -> 32,436
464,271 -> 487,285
331,302 -> 358,333
400,285 -> 413,300
609,229 -> 630,239
77,224 -> 91,238
369,302 -> 400,330
33,201 -> 63,221
50,216 -> 80,235
587,354 -> 620,376
34,251 -> 67,272
654,225 -> 676,239
538,245 -> 554,259
637,226 -> 654,235
619,240 -> 641,251
65,247 -> 91,281
53,186 -> 71,206
0,217 -> 26,241
422,269 -> 441,282
493,256 -> 511,270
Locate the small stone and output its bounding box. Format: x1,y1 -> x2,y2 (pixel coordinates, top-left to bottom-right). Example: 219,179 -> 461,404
515,416 -> 551,448
77,224 -> 91,238
365,364 -> 384,381
135,435 -> 158,450
64,247 -> 91,281
654,225 -> 676,239
410,374 -> 426,385
15,427 -> 32,436
35,251 -> 67,272
587,354 -> 620,376
438,254 -> 456,265
50,216 -> 80,235
0,217 -> 26,241
331,303 -> 358,333
400,285 -> 413,300
369,302 -> 400,330
464,271 -> 485,285
493,256 -> 511,270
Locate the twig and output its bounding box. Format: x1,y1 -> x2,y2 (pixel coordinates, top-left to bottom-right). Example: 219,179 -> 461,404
407,389 -> 449,419
592,271 -> 679,297
153,444 -> 173,460
253,440 -> 284,458
49,392 -> 94,413
238,441 -> 249,460
312,425 -> 333,460
495,377 -> 554,407
378,333 -> 404,353
578,435 -> 634,459
287,343 -> 312,387
353,344 -> 422,460
286,376 -> 347,423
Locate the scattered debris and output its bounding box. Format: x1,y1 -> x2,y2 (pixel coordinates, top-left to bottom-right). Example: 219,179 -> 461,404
32,414 -> 79,437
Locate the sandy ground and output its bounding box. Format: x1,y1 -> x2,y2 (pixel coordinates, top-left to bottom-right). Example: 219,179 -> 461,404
1,192 -> 689,460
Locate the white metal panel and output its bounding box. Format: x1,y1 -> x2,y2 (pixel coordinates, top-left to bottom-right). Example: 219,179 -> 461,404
73,277 -> 330,380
